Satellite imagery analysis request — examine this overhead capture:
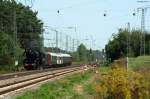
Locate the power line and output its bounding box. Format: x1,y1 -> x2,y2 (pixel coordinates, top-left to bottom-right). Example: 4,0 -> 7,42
56,0 -> 99,12
137,0 -> 149,3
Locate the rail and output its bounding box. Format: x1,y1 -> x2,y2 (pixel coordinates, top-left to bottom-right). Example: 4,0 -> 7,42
0,66 -> 83,97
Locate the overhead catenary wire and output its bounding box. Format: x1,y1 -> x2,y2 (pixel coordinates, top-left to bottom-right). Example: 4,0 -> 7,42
43,26 -> 78,52
56,0 -> 99,13
16,0 -> 103,51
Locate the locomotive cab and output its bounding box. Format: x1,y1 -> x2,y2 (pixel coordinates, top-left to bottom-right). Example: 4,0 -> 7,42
24,49 -> 44,70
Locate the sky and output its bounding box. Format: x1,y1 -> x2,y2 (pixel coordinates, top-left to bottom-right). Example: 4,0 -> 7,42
20,0 -> 150,51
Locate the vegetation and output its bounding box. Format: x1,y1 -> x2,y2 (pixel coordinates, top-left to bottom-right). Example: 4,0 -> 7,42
105,29 -> 150,61
0,0 -> 102,71
129,56 -> 150,89
128,56 -> 150,70
16,63 -> 150,99
99,66 -> 111,73
94,67 -> 150,99
71,44 -> 103,63
0,0 -> 43,66
16,70 -> 94,99
44,43 -> 103,65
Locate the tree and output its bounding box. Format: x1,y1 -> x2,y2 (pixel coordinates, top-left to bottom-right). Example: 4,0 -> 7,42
77,44 -> 88,61
0,32 -> 23,65
0,0 -> 43,65
0,0 -> 44,50
105,29 -> 150,62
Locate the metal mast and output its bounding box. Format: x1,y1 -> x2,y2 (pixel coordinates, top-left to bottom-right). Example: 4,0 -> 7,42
136,0 -> 150,55
11,1 -> 18,66
137,6 -> 150,55
56,30 -> 58,52
66,35 -> 69,52
127,22 -> 130,57
72,39 -> 75,52
140,8 -> 145,56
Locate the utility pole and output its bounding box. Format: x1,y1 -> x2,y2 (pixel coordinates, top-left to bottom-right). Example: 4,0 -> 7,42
69,37 -> 71,51
136,1 -> 150,56
13,10 -> 17,48
12,2 -> 18,66
137,7 -> 150,56
66,26 -> 80,52
56,30 -> 59,52
139,8 -> 145,56
48,26 -> 59,52
72,39 -> 75,52
51,43 -> 55,52
127,22 -> 130,57
126,22 -> 130,69
66,35 -> 68,52
127,22 -> 131,32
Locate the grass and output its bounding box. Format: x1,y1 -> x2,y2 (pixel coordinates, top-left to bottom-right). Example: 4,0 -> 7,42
0,65 -> 16,74
99,66 -> 111,73
16,65 -> 122,99
72,61 -> 87,65
16,69 -> 95,99
128,56 -> 150,70
0,64 -> 23,74
129,56 -> 150,83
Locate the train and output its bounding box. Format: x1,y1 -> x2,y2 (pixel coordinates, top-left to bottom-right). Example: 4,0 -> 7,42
24,49 -> 72,70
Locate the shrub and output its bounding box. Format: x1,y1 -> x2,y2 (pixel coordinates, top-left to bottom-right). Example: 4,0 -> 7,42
94,67 -> 150,99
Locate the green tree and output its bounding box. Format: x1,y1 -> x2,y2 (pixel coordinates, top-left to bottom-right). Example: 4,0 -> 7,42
0,0 -> 44,50
0,32 -> 23,65
0,0 -> 43,66
77,44 -> 88,61
105,29 -> 150,61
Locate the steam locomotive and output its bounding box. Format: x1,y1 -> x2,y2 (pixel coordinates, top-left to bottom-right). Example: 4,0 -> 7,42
24,49 -> 72,70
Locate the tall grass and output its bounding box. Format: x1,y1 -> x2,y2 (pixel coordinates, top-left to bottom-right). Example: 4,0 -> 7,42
129,56 -> 150,70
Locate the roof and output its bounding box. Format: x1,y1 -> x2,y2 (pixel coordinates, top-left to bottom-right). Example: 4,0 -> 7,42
46,52 -> 71,57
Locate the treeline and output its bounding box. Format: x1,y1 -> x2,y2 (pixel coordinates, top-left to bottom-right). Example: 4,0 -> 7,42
0,0 -> 43,65
105,29 -> 150,61
71,44 -> 103,63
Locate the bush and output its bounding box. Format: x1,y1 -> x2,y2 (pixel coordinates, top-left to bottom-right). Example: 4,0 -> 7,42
94,67 -> 150,99
0,32 -> 24,72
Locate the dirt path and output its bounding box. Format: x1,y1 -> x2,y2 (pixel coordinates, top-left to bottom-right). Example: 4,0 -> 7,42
73,68 -> 98,99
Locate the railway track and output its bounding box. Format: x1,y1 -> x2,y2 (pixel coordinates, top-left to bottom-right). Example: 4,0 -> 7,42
0,65 -> 81,80
0,66 -> 85,98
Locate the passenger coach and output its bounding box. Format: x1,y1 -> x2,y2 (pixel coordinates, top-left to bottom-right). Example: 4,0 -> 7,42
45,52 -> 72,67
